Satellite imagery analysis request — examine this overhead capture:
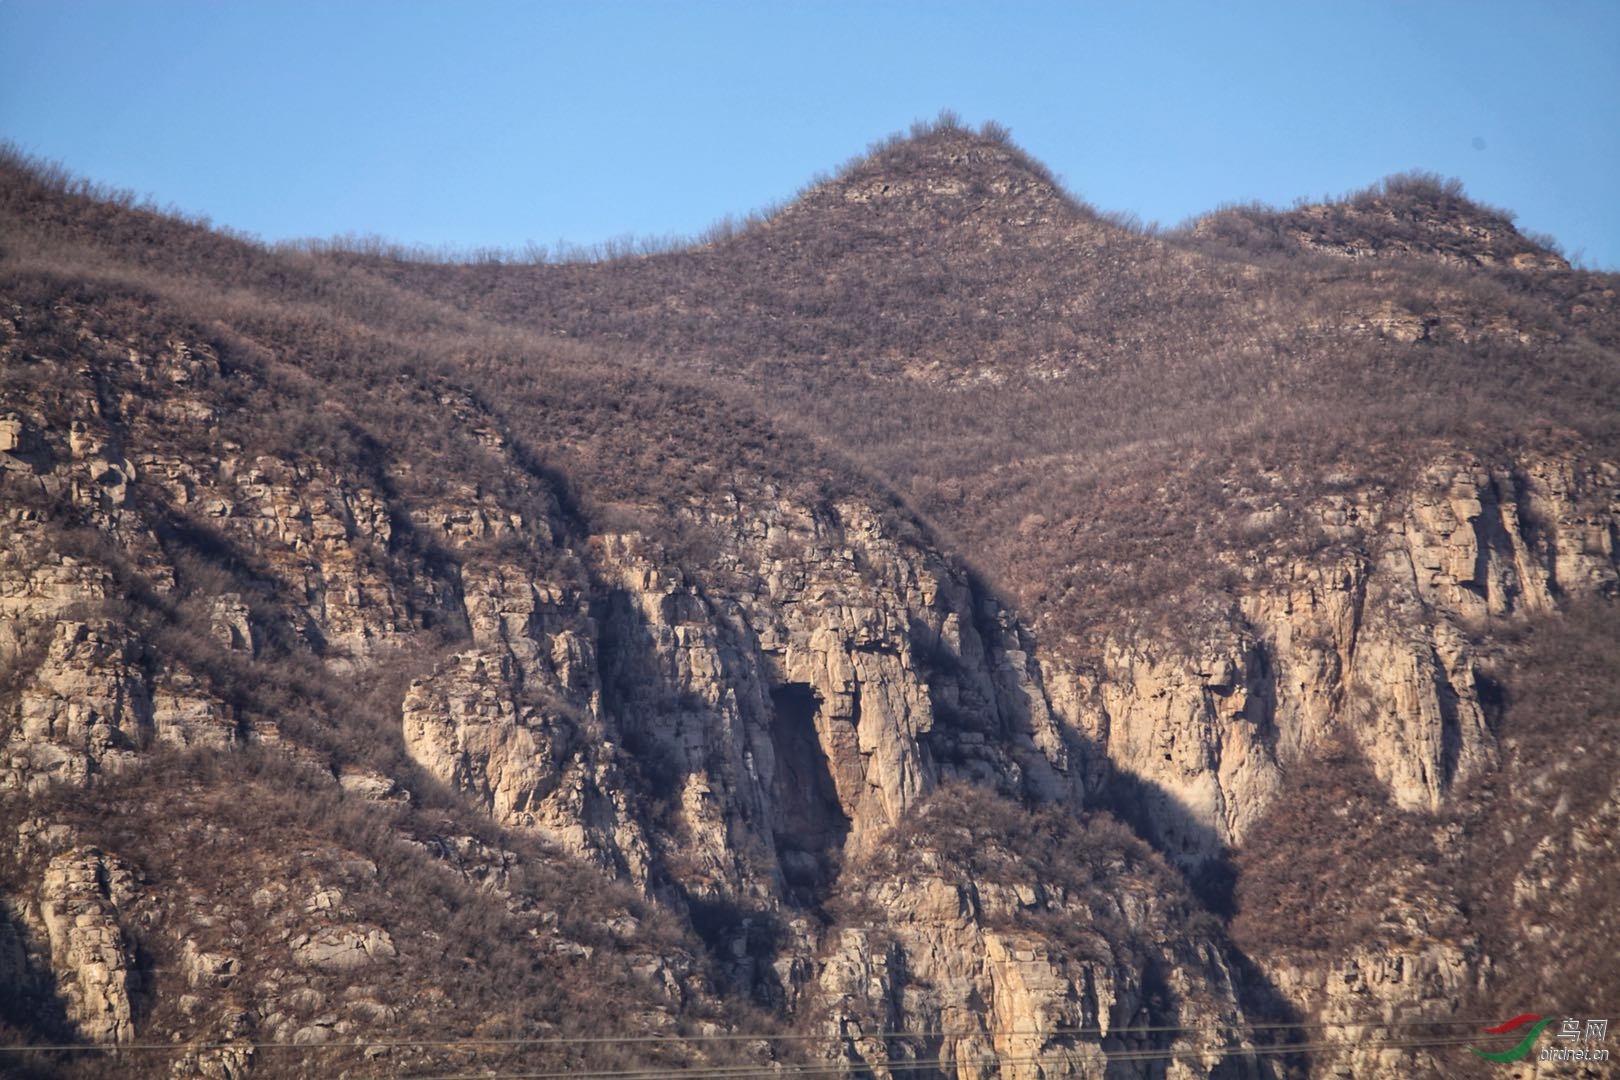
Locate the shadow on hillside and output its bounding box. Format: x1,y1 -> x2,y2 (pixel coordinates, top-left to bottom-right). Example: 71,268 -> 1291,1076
1087,759 -> 1310,1074
1063,713 -> 1309,1074
589,577 -> 819,1005
1099,766 -> 1240,916
0,902 -> 90,1078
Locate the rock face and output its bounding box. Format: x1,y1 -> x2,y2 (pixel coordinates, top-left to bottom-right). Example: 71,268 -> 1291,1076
814,791 -> 1261,1080
1052,450 -> 1620,865
37,847 -> 138,1044
0,306 -> 1251,1073
4,139 -> 1619,1079
2,306 -> 1617,1078
1257,871 -> 1484,1080
402,493 -> 1077,903
400,557 -> 644,876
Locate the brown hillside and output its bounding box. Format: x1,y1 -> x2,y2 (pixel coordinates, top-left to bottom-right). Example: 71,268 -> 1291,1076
3,119 -> 1618,1079
348,119 -> 1620,643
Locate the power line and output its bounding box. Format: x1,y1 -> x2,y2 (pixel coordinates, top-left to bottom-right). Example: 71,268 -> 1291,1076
402,1034 -> 1483,1080
0,1020 -> 1504,1057
0,1023 -> 1503,1062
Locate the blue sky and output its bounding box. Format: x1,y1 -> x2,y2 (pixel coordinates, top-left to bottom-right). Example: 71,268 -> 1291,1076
4,1 -> 1618,267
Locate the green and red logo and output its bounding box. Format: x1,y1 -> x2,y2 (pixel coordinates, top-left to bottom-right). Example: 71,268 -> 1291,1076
1469,1014 -> 1554,1063
1469,1014 -> 1610,1065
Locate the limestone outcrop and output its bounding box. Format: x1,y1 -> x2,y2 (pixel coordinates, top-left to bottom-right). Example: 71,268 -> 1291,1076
1050,449 -> 1619,864
2,183 -> 1616,1079
37,847 -> 138,1044
401,492 -> 1078,911
813,790 -> 1260,1079
3,313 -> 1614,1076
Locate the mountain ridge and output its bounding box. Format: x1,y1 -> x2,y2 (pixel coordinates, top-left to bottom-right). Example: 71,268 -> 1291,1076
2,121 -> 1618,1078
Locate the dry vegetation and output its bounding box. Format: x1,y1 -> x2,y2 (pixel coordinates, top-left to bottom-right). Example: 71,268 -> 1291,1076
1185,171 -> 1570,268
840,782 -> 1221,955
3,115 -> 1618,1075
1233,600 -> 1620,1008
13,120 -> 1616,647
328,116 -> 1620,641
0,147 -> 845,1073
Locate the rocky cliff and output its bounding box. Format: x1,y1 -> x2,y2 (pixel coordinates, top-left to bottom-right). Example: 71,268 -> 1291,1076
0,278 -> 1261,1075
1058,448 -> 1619,865
4,124 -> 1618,1078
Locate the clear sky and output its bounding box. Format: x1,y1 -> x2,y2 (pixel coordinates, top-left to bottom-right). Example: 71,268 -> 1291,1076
4,1 -> 1618,267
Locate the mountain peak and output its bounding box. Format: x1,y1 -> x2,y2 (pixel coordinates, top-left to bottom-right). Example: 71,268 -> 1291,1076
770,116 -> 1095,237
1191,171 -> 1569,270
5,106 -> 1620,1080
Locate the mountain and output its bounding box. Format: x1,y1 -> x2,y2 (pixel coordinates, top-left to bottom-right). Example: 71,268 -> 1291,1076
1189,172 -> 1573,270
1,117 -> 1617,1078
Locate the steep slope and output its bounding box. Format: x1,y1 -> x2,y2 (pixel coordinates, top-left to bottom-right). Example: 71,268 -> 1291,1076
1,148 -> 1269,1077
0,247 -> 786,1077
365,118 -> 1620,836
353,119 -> 1620,1078
4,117 -> 1619,1079
1230,600 -> 1620,1080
